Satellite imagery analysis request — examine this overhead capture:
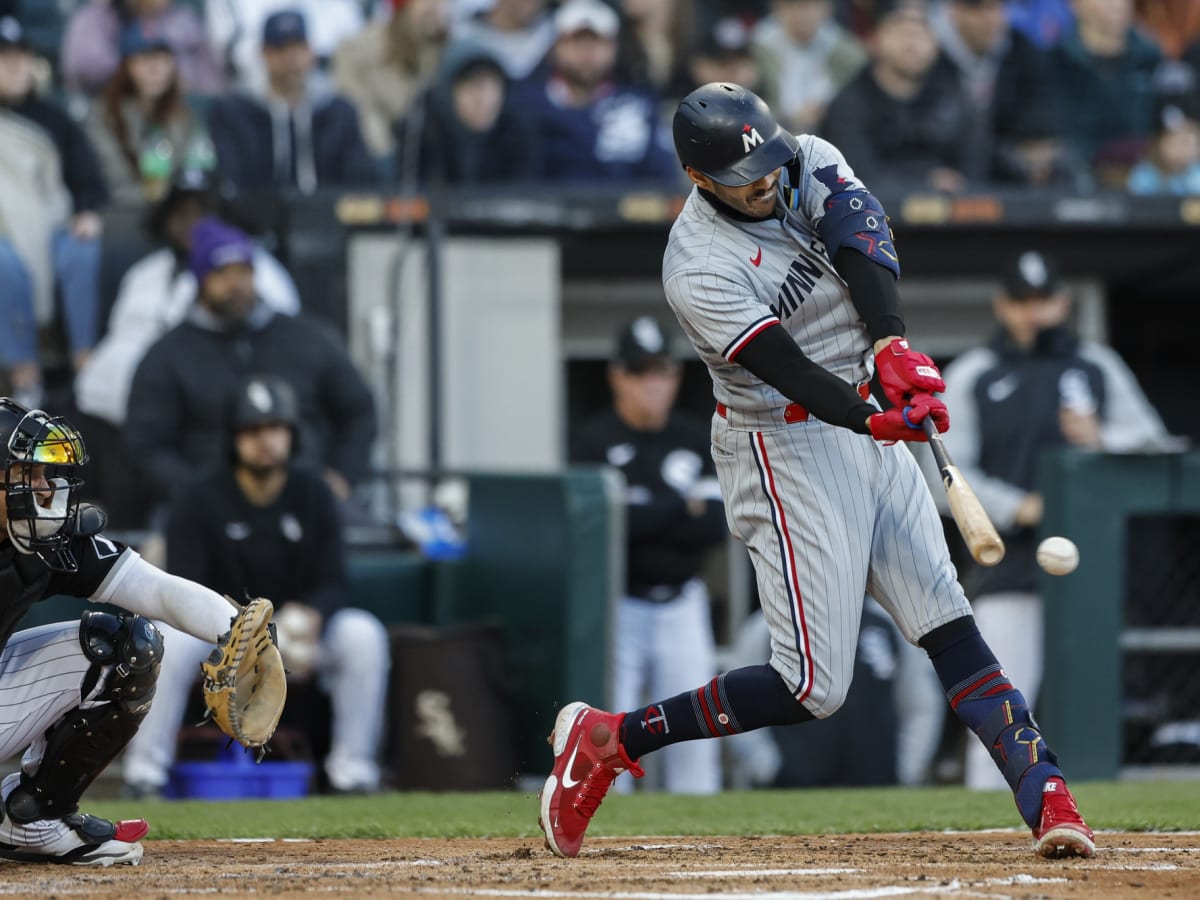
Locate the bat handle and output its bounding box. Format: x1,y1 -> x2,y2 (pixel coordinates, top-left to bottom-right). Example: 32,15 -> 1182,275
920,415 -> 938,441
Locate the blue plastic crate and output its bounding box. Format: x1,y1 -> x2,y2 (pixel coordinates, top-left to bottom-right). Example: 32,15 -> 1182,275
166,745 -> 314,800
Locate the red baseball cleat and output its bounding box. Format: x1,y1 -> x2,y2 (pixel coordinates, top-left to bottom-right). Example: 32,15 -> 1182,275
538,701 -> 643,858
1033,777 -> 1095,859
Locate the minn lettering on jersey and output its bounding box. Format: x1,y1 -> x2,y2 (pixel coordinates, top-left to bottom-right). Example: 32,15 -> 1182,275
770,255 -> 825,319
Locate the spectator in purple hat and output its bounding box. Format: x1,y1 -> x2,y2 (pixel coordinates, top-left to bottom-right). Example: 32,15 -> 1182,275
62,0 -> 222,97
126,216 -> 376,516
207,9 -> 377,192
85,22 -> 214,205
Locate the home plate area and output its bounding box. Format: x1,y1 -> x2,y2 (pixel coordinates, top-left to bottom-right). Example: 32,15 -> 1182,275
0,833 -> 1194,898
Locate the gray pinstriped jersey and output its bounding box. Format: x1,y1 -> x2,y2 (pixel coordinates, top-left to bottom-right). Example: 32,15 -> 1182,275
661,133 -> 971,714
662,135 -> 872,414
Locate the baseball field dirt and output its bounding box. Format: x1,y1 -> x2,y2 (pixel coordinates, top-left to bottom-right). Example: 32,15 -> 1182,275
0,831 -> 1193,898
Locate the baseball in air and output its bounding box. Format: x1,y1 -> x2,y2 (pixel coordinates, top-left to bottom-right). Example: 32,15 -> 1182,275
1037,536 -> 1079,576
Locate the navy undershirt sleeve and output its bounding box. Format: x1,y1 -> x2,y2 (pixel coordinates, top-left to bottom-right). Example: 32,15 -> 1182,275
833,246 -> 906,341
735,324 -> 876,433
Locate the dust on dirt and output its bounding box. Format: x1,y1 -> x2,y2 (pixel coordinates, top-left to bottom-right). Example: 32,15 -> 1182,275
0,832 -> 1194,898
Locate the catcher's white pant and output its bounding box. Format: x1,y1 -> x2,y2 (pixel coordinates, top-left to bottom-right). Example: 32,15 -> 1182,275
0,622 -> 108,769
965,591 -> 1043,791
612,578 -> 721,795
123,608 -> 390,792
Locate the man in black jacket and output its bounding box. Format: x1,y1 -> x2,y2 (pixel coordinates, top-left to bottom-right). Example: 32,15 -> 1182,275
122,375 -> 389,797
819,0 -> 981,192
0,16 -> 108,409
207,10 -> 376,193
570,317 -> 727,794
126,216 -> 376,516
930,249 -> 1178,790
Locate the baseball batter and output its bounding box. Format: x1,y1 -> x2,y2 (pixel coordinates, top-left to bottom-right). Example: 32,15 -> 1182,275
0,397 -> 257,865
539,82 -> 1094,861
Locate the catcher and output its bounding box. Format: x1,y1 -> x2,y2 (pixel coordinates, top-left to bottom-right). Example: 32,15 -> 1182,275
0,396 -> 284,865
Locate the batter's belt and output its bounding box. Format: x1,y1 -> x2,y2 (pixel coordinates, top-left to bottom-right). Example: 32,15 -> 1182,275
716,382 -> 871,429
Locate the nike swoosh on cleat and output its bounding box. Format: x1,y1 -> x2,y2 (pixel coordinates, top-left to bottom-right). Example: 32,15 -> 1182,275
560,735 -> 584,789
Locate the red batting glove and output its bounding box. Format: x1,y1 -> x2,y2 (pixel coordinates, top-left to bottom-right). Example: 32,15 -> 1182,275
875,338 -> 945,409
910,392 -> 949,433
867,395 -> 949,443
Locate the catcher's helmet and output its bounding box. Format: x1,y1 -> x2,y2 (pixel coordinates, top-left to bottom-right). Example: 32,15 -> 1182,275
672,82 -> 799,186
0,397 -> 89,571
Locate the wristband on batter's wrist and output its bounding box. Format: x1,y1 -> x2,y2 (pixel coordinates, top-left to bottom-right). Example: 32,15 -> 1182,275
846,401 -> 878,434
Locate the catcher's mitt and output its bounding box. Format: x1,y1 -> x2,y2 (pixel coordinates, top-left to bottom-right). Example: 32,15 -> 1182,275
200,597 -> 287,759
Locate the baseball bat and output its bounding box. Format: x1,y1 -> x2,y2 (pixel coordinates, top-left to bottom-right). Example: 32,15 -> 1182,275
921,417 -> 1006,566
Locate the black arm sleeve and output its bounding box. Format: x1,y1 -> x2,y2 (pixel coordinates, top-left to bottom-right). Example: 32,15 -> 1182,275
834,246 -> 905,341
735,325 -> 876,434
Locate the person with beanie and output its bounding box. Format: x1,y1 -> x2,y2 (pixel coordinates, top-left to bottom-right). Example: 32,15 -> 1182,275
125,216 -> 376,522
75,170 -> 299,431
392,39 -> 535,185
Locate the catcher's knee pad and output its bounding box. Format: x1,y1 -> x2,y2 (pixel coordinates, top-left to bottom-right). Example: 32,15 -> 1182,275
3,614 -> 164,824
79,610 -> 163,713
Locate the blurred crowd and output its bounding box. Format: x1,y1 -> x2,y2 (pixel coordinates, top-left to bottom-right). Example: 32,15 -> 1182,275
1,0 -> 1196,529
1,0 -> 1198,201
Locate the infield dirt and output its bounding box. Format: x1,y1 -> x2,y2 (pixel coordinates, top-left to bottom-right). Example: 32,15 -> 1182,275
0,831 -> 1193,897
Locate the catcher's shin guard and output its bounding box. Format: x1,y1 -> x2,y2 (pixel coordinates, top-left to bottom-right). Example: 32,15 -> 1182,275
4,613 -> 162,825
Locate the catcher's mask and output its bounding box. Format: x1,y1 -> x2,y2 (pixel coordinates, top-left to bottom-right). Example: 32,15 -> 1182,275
0,398 -> 88,572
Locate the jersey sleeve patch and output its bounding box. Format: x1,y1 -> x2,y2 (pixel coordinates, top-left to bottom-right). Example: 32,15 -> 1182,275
724,315 -> 780,361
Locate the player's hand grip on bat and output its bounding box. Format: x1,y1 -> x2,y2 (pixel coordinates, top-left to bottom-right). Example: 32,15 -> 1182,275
875,338 -> 945,409
867,394 -> 949,443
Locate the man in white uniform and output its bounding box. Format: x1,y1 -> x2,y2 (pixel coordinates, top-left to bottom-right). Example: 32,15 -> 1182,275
538,82 -> 1094,862
0,397 -> 271,864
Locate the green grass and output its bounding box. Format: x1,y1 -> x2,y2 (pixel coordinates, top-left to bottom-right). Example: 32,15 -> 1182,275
84,781 -> 1200,841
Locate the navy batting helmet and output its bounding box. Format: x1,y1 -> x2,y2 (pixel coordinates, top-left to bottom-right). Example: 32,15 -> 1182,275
672,82 -> 799,186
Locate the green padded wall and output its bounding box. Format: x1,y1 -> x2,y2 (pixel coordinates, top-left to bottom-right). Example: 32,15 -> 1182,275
1038,450 -> 1195,780
433,468 -> 618,775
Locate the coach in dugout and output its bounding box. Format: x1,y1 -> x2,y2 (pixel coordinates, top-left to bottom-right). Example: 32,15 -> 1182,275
926,248 -> 1181,790
571,316 -> 726,794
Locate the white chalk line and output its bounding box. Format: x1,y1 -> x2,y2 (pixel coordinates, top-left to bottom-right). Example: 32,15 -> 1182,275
668,868 -> 861,878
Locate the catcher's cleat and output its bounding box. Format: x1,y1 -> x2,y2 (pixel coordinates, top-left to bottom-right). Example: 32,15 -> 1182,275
1032,777 -> 1095,859
0,773 -> 146,866
538,701 -> 643,858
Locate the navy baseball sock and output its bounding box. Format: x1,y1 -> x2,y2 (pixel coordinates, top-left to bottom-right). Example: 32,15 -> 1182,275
921,616 -> 1063,827
620,664 -> 812,759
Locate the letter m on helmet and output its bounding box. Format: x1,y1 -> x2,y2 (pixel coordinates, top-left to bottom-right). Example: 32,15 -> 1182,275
741,126 -> 764,153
